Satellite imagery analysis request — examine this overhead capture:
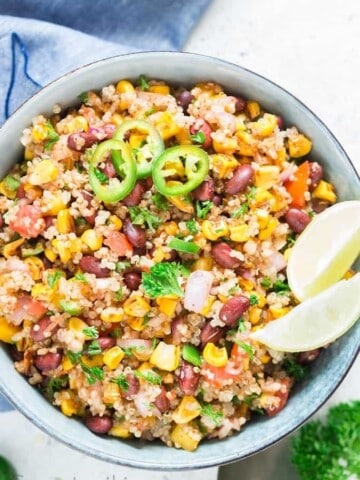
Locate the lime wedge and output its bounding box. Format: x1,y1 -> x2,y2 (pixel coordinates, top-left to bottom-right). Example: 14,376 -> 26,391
250,273 -> 360,352
287,201 -> 360,301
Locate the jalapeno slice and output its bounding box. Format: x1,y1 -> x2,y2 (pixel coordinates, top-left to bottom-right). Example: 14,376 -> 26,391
113,120 -> 164,179
89,139 -> 137,203
152,145 -> 209,196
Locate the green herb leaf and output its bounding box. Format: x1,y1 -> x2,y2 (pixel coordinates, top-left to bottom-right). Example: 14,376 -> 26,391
151,193 -> 169,211
114,287 -> 123,301
87,340 -> 102,356
168,237 -> 200,255
82,326 -> 99,339
185,219 -> 199,234
134,369 -> 162,385
228,285 -> 240,295
231,203 -> 249,218
137,74 -> 150,91
190,131 -> 206,144
75,216 -> 87,226
272,279 -> 291,294
45,375 -> 68,399
283,358 -> 308,381
47,270 -> 64,288
81,364 -> 104,385
233,340 -> 254,361
59,300 -> 83,315
249,294 -> 259,306
237,318 -> 246,333
75,272 -> 88,283
77,91 -> 89,103
93,167 -> 109,185
260,277 -> 271,289
142,262 -> 184,298
201,403 -> 223,427
111,373 -> 129,391
66,350 -> 82,365
44,121 -> 60,150
115,261 -> 130,272
243,393 -> 260,406
3,175 -> 20,191
195,200 -> 213,219
128,206 -> 162,232
182,344 -> 202,367
109,327 -> 122,339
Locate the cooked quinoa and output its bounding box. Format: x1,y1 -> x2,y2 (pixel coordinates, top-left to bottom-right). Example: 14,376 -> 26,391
0,76 -> 338,451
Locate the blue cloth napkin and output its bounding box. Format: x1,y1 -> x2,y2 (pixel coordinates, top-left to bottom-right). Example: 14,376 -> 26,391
0,0 -> 210,411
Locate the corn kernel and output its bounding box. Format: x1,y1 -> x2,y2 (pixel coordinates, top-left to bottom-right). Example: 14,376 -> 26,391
288,133 -> 312,158
32,123 -> 49,143
229,224 -> 250,242
200,295 -> 215,316
239,277 -> 254,291
62,357 -> 75,373
149,84 -> 170,95
43,193 -> 67,215
201,219 -> 229,241
24,146 -> 34,161
110,113 -> 123,126
312,180 -> 337,203
269,306 -> 290,319
255,165 -> 280,190
261,353 -> 271,364
167,194 -> 194,214
103,382 -> 121,404
203,343 -> 228,367
100,307 -> 123,323
251,113 -> 278,137
0,180 -> 17,199
63,116 -> 88,134
256,209 -> 270,229
170,424 -> 201,452
150,341 -> 180,371
175,128 -> 192,145
172,396 -> 202,424
154,112 -> 180,140
192,257 -> 213,272
29,159 -> 59,185
24,256 -> 44,281
108,215 -> 122,230
109,425 -> 131,438
3,238 -> 25,258
157,296 -> 179,317
211,153 -> 238,179
212,137 -> 237,154
236,130 -> 256,156
69,237 -> 83,253
127,317 -> 147,332
0,317 -> 21,343
44,248 -> 57,262
103,346 -> 125,370
164,221 -> 178,236
81,229 -> 103,251
123,296 -> 151,317
81,355 -> 103,367
258,217 -> 279,240
284,247 -> 293,262
247,101 -> 261,119
61,398 -> 78,417
68,317 -> 88,334
56,209 -> 74,234
254,188 -> 275,207
249,306 -> 262,325
116,80 -> 135,94
52,239 -> 71,263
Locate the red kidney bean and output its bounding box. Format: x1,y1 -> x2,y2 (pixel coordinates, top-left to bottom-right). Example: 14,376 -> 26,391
219,295 -> 250,327
309,162 -> 323,189
103,160 -> 116,178
123,271 -> 142,291
234,96 -> 246,113
297,348 -> 321,364
167,250 -> 179,262
266,386 -> 289,417
284,208 -> 311,234
276,116 -> 284,129
67,125 -> 116,152
122,182 -> 146,207
85,416 -> 113,435
16,183 -> 26,199
0,214 -> 4,229
211,242 -> 242,269
8,345 -> 24,362
133,246 -> 147,256
177,90 -> 194,111
190,120 -> 212,149
311,198 -> 330,213
81,191 -> 97,225
212,195 -> 222,206
155,387 -> 170,413
122,374 -> 140,400
225,165 -> 255,195
35,351 -> 62,371
123,219 -> 146,248
200,322 -> 225,346
97,337 -> 116,350
179,363 -> 200,395
79,256 -> 110,278
192,179 -> 215,202
142,177 -> 153,190
31,317 -> 58,342
171,316 -> 185,345
44,216 -> 55,229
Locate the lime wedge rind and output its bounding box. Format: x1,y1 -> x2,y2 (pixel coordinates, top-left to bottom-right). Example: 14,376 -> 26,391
251,273 -> 360,352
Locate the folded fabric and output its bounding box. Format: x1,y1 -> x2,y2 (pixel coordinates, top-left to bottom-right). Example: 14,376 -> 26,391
0,0 -> 210,411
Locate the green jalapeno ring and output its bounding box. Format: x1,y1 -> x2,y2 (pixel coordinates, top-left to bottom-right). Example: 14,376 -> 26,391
152,145 -> 209,196
113,119 -> 164,179
89,139 -> 137,203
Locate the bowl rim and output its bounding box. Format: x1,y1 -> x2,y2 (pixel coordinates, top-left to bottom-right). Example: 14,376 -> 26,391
0,51 -> 359,470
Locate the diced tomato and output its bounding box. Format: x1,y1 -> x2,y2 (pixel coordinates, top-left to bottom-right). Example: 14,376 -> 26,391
104,231 -> 133,256
265,379 -> 290,417
10,295 -> 47,324
284,161 -> 310,208
9,204 -> 46,238
202,362 -> 240,388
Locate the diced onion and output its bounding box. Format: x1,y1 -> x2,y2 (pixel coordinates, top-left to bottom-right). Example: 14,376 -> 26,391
184,270 -> 214,313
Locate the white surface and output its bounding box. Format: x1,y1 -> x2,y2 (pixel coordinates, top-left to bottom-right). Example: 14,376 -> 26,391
1,0 -> 359,478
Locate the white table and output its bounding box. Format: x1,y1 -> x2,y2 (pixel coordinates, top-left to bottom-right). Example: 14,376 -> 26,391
1,1 -> 358,478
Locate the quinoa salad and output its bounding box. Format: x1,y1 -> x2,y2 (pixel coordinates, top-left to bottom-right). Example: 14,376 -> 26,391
0,76 -> 338,451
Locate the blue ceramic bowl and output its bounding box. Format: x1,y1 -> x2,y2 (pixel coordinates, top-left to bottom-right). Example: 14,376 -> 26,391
0,52 -> 359,470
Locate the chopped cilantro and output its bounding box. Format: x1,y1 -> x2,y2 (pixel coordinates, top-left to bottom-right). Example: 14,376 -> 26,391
93,167 -> 109,184
185,219 -> 198,234
111,373 -> 129,391
66,350 -> 82,365
308,210 -> 315,218
283,358 -> 308,381
134,369 -> 162,385
47,270 -> 64,288
260,277 -> 272,289
249,293 -> 259,306
228,285 -> 240,295
45,376 -> 68,399
77,91 -> 89,103
151,193 -> 168,211
44,120 -> 60,150
87,340 -> 102,356
142,262 -> 184,298
231,203 -> 249,218
233,340 -> 254,361
114,287 -> 123,301
190,131 -> 206,144
195,200 -> 213,219
82,326 -> 99,339
272,279 -> 290,294
137,74 -> 150,91
237,318 -> 246,333
115,261 -> 130,272
74,272 -> 87,282
128,206 -> 162,232
201,403 -> 223,427
81,364 -> 104,385
243,393 -> 260,406
109,327 -> 122,339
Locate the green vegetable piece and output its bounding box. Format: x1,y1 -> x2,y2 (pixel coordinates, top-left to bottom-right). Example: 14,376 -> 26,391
0,455 -> 17,480
249,293 -> 259,306
190,131 -> 206,144
137,74 -> 150,91
46,376 -> 68,400
113,120 -> 164,179
151,192 -> 168,211
283,358 -> 308,381
195,200 -> 213,219
260,277 -> 271,289
93,167 -> 109,185
77,91 -> 89,103
81,364 -> 104,385
44,120 -> 60,150
185,219 -> 198,234
168,237 -> 200,255
291,401 -> 360,480
87,340 -> 102,356
200,403 -> 223,427
82,326 -> 99,339
89,139 -> 137,203
21,245 -> 44,257
142,262 -> 184,298
3,175 -> 20,192
134,369 -> 162,385
152,145 -> 209,196
47,270 -> 64,288
66,350 -> 82,365
111,373 -> 129,391
233,339 -> 254,361
182,344 -> 202,367
59,300 -> 83,316
128,206 -> 162,232
272,279 -> 291,294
